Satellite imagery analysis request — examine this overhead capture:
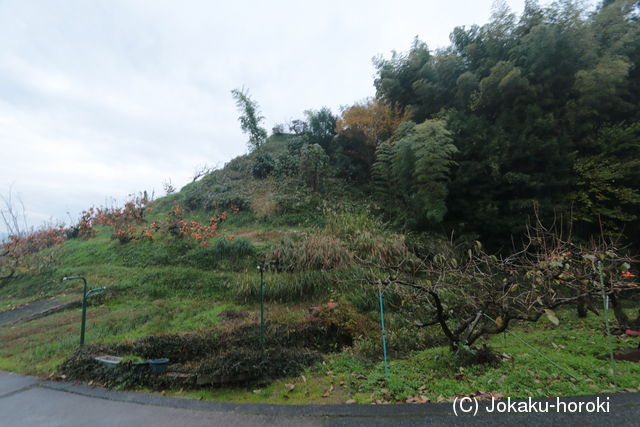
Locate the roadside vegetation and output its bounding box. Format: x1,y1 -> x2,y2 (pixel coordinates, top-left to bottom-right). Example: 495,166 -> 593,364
1,0 -> 639,404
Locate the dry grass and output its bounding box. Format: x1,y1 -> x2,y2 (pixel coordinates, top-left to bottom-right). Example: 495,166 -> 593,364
250,179 -> 279,218
351,231 -> 416,269
234,228 -> 298,244
268,233 -> 353,272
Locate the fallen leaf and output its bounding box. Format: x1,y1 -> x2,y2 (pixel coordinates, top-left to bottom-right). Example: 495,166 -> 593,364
322,385 -> 334,398
544,309 -> 560,326
301,375 -> 307,383
285,383 -> 295,392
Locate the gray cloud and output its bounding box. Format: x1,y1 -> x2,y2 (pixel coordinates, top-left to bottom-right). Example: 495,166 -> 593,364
0,0 -> 529,232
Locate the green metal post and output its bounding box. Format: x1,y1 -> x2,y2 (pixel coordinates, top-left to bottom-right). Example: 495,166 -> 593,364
378,287 -> 389,379
259,265 -> 265,356
80,278 -> 88,345
63,276 -> 105,346
598,261 -> 616,384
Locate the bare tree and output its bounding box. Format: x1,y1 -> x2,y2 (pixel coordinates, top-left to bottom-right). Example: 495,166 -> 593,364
371,220 -> 637,351
162,178 -> 176,195
192,164 -> 215,183
1,187 -> 28,237
0,188 -> 28,282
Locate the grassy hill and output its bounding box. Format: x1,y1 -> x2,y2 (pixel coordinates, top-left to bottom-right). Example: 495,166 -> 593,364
1,135 -> 639,404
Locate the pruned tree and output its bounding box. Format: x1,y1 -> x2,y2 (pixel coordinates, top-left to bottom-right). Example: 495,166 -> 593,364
372,218 -> 637,351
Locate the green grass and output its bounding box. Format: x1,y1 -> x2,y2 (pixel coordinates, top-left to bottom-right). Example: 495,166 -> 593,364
2,264 -> 640,403
1,179 -> 637,405
0,295 -> 242,375
153,310 -> 640,405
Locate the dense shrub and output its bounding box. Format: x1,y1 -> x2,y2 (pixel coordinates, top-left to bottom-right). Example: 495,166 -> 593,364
224,155 -> 254,176
252,152 -> 275,179
182,171 -> 251,212
273,153 -> 298,177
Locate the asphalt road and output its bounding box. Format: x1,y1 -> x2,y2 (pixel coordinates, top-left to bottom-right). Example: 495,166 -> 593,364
1,370 -> 638,426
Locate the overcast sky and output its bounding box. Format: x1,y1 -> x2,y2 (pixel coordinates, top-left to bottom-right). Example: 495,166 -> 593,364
0,0 -> 549,233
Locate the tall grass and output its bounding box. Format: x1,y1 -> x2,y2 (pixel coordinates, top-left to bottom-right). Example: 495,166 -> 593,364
232,266 -> 399,308
268,234 -> 353,272
233,270 -> 335,302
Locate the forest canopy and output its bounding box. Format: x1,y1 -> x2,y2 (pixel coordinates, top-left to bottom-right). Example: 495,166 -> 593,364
360,0 -> 640,246
235,1 -> 639,249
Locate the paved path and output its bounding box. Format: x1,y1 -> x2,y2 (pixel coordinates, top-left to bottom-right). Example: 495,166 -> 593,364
0,297 -> 78,325
1,371 -> 638,426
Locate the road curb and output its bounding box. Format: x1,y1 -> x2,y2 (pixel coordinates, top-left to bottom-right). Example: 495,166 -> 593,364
36,376 -> 640,418
39,379 -> 454,417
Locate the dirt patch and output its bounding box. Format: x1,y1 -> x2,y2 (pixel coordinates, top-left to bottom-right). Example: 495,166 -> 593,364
218,309 -> 250,322
234,229 -> 298,244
